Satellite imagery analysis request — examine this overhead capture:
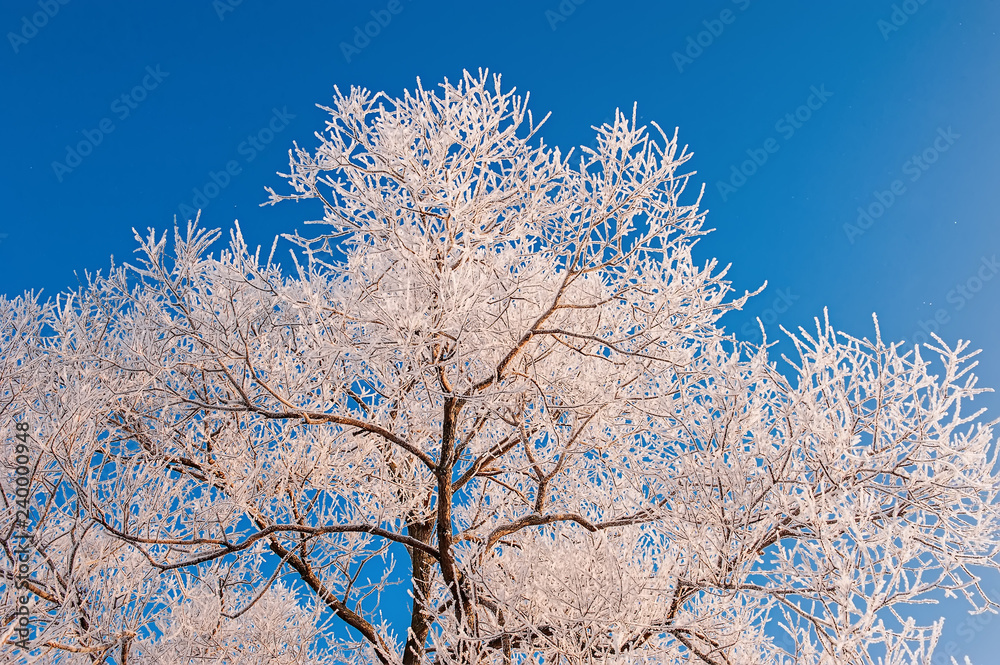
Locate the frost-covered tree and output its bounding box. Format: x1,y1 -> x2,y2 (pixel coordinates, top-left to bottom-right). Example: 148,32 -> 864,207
2,71 -> 999,665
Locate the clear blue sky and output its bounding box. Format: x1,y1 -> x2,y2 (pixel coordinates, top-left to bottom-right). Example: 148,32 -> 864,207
2,1 -> 999,660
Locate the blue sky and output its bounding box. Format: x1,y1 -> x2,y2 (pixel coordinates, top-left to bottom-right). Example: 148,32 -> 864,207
2,1 -> 999,660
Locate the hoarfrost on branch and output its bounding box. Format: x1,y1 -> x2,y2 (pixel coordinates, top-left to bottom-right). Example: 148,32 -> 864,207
2,71 -> 998,665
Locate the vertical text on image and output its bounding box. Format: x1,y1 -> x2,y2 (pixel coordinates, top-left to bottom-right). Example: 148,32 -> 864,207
10,421 -> 35,651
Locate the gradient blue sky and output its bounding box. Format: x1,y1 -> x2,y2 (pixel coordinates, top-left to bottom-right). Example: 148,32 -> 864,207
2,1 -> 999,660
